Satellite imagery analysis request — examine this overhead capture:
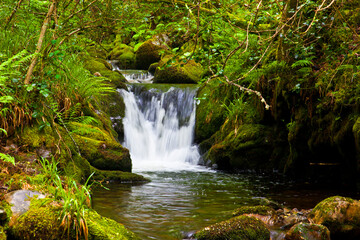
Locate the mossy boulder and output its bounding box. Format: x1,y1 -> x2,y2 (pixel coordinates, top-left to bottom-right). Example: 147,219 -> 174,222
153,56 -> 203,84
68,122 -> 132,172
108,44 -> 135,69
195,215 -> 270,240
205,124 -> 273,170
86,210 -> 140,240
10,205 -> 62,240
20,126 -> 56,151
135,34 -> 170,70
83,57 -> 127,89
232,205 -> 275,217
284,223 -> 330,240
309,196 -> 360,239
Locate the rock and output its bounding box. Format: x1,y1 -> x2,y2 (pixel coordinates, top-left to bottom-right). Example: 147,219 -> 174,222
153,56 -> 203,84
232,205 -> 275,217
148,62 -> 158,74
68,122 -> 132,172
309,196 -> 360,239
4,190 -> 46,218
108,44 -> 135,69
83,57 -> 127,89
9,205 -> 62,240
86,210 -> 141,240
285,223 -> 330,240
135,34 -> 170,70
195,215 -> 270,240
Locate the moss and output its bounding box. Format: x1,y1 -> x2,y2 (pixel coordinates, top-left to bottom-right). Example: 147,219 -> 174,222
10,205 -> 62,240
87,46 -> 109,59
232,205 -> 274,217
195,215 -> 270,240
83,57 -> 127,89
86,210 -> 140,240
153,55 -> 204,84
69,122 -> 132,172
0,226 -> 6,240
135,36 -> 169,70
20,126 -> 56,150
108,44 -> 135,69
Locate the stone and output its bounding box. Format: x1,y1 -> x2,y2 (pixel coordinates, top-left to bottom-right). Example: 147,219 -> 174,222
108,44 -> 136,69
309,196 -> 360,239
285,223 -> 330,240
135,34 -> 170,70
4,190 -> 46,218
153,56 -> 204,84
195,215 -> 270,240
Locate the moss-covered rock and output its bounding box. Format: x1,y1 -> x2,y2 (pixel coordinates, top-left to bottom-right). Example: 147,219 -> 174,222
232,205 -> 275,217
10,205 -> 62,240
83,57 -> 127,89
195,215 -> 270,240
284,223 -> 330,240
309,196 -> 360,239
86,210 -> 140,240
68,122 -> 132,172
135,35 -> 170,70
20,126 -> 56,151
205,123 -> 273,170
108,44 -> 135,69
153,55 -> 203,84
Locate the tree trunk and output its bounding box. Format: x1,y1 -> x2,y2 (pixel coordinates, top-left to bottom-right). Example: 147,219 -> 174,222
24,1 -> 56,85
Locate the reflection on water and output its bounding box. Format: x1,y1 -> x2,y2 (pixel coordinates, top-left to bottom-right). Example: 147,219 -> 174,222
93,171 -> 359,240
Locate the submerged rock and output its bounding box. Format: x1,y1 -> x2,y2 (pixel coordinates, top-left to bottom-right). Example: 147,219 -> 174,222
195,215 -> 270,240
309,196 -> 360,239
284,223 -> 330,240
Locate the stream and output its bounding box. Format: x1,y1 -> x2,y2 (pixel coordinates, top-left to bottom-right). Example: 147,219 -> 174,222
92,70 -> 359,240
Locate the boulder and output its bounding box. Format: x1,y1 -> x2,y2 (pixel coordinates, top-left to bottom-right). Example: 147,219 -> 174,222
108,44 -> 135,69
195,215 -> 270,240
153,56 -> 203,84
83,57 -> 127,89
309,196 -> 360,239
68,122 -> 132,172
135,34 -> 170,70
285,223 -> 330,240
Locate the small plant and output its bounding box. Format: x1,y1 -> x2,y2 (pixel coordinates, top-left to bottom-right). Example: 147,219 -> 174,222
54,173 -> 94,240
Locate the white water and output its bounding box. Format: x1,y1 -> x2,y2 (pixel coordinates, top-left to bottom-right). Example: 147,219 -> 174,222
119,85 -> 204,172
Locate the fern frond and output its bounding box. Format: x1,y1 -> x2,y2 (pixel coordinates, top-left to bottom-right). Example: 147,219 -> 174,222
291,59 -> 313,68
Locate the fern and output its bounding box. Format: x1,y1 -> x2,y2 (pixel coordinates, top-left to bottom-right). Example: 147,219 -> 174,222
291,59 -> 313,68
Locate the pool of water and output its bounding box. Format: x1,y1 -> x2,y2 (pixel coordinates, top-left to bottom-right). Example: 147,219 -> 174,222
92,170 -> 359,240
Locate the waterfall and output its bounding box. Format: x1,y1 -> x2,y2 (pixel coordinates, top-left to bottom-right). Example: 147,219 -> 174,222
119,85 -> 201,172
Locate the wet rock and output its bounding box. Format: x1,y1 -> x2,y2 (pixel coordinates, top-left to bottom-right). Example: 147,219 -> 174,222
285,223 -> 330,240
4,190 -> 46,218
309,196 -> 360,239
195,215 -> 270,240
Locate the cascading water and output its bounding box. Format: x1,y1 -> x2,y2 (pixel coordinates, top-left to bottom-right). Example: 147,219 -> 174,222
119,85 -> 202,172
